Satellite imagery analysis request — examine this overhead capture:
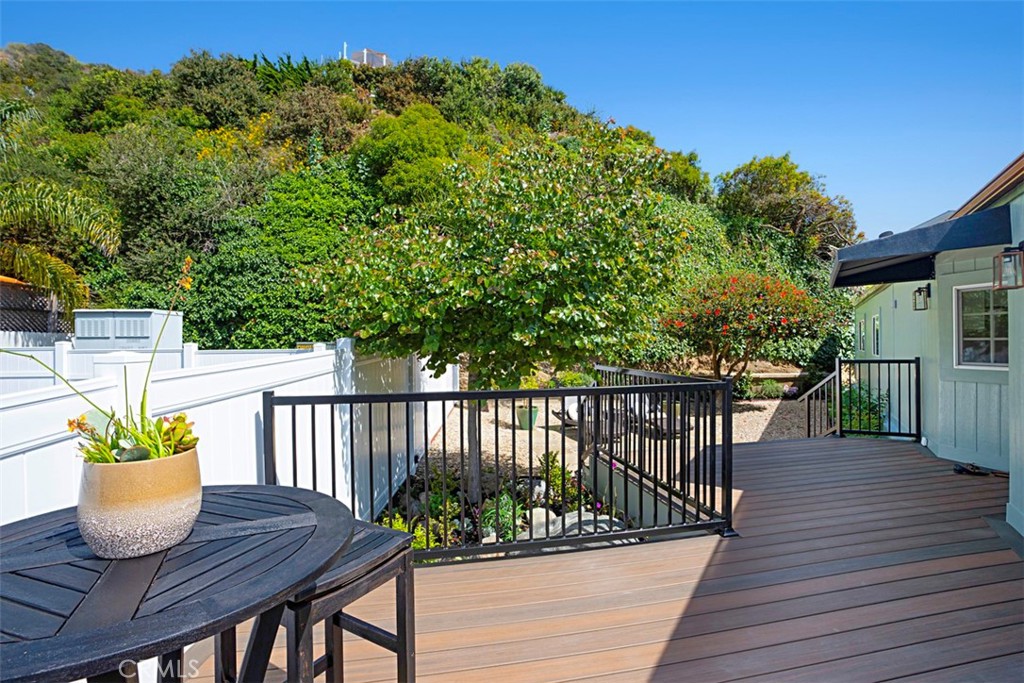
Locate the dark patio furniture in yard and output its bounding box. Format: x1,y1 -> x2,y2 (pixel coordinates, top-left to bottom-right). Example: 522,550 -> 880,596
0,486 -> 353,683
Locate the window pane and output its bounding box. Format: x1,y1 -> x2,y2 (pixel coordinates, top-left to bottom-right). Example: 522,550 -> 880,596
961,340 -> 991,364
961,289 -> 989,313
993,289 -> 1008,312
993,341 -> 1009,364
994,313 -> 1008,337
961,314 -> 989,337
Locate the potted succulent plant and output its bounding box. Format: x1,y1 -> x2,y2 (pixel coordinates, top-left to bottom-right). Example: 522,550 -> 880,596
3,258 -> 201,559
515,373 -> 542,430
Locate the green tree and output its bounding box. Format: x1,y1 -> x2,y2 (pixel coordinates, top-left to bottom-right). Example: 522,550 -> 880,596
716,154 -> 860,258
350,103 -> 466,205
665,272 -> 825,379
0,99 -> 119,314
657,150 -> 712,202
0,180 -> 120,314
326,128 -> 685,387
168,50 -> 266,129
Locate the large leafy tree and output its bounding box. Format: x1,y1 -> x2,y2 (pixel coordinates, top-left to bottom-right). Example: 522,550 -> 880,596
325,126 -> 687,388
716,154 -> 861,258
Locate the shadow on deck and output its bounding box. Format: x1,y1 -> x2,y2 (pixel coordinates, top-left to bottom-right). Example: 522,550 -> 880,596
192,438 -> 1022,682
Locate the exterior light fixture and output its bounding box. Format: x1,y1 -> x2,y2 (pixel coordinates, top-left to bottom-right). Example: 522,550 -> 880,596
912,284 -> 931,311
993,241 -> 1024,291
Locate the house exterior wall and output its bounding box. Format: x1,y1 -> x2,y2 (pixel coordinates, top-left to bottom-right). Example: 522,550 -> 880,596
853,250 -> 1010,474
854,281 -> 939,445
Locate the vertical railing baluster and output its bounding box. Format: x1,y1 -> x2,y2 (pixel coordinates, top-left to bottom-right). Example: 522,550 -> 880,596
349,403 -> 355,517
441,399 -> 449,549
423,400 -> 430,550
290,405 -> 297,488
386,402 -> 394,522
368,403 -> 375,521
310,405 -> 317,492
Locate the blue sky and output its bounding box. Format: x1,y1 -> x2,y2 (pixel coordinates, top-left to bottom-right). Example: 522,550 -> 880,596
2,1 -> 1022,238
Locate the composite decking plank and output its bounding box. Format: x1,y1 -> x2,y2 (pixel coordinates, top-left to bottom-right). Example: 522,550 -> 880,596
353,523 -> 998,607
342,587 -> 1024,682
178,438 -> 1020,683
560,601 -> 1023,683
886,651 -> 1024,682
729,623 -> 1024,683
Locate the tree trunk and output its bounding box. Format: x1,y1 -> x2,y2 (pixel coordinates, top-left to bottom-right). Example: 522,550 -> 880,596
466,367 -> 483,505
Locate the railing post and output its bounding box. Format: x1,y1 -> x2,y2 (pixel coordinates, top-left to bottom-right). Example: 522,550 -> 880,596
719,376 -> 737,537
834,357 -> 843,438
913,357 -> 922,443
262,390 -> 277,485
804,389 -> 811,438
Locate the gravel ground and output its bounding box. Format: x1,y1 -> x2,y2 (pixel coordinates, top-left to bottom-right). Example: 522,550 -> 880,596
426,397 -> 806,479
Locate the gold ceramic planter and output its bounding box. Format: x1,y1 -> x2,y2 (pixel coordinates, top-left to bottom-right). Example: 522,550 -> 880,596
77,448 -> 202,559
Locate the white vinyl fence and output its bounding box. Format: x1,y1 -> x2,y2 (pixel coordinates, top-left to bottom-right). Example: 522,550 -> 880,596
0,339 -> 457,524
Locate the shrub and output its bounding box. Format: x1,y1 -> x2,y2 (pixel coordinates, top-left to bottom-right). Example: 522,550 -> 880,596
478,492 -> 525,542
754,379 -> 785,399
838,383 -> 889,433
549,370 -> 596,388
665,271 -> 827,379
733,372 -> 753,400
378,512 -> 429,551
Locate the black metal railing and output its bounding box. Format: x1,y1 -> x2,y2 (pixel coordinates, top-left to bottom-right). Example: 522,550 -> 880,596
262,367 -> 734,561
800,358 -> 921,440
798,370 -> 839,438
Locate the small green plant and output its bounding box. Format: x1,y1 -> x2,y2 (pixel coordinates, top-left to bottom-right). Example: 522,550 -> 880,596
838,383 -> 889,433
479,491 -> 526,542
379,512 -> 429,551
732,371 -> 753,400
549,370 -> 596,388
755,379 -> 785,399
538,451 -> 592,513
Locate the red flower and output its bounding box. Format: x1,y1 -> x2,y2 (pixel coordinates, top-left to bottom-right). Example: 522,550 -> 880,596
748,313 -> 755,320
722,324 -> 729,333
730,276 -> 738,284
674,320 -> 683,328
781,317 -> 788,324
714,308 -> 721,315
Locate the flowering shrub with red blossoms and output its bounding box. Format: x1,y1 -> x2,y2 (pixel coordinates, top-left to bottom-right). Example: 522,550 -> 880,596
664,272 -> 826,380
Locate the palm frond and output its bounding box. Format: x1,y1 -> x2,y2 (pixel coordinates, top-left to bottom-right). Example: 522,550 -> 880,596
0,241 -> 90,314
0,180 -> 121,254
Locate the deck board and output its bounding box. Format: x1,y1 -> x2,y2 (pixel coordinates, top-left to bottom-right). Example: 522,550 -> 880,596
188,438 -> 1022,682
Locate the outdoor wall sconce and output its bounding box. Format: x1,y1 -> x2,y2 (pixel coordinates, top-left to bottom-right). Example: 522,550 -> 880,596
912,284 -> 931,311
993,241 -> 1024,291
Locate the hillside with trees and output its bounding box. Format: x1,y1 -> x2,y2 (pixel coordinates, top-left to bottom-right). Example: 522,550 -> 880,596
0,43 -> 859,382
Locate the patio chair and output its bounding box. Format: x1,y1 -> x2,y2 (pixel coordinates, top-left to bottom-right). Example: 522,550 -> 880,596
627,393 -> 687,439
214,521 -> 415,683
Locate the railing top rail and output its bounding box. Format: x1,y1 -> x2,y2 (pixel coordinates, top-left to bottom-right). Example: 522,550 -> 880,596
593,364 -> 724,385
839,358 -> 920,365
267,381 -> 729,407
797,370 -> 838,403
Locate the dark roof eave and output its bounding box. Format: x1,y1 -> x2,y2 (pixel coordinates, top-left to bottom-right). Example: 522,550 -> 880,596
831,205 -> 1012,288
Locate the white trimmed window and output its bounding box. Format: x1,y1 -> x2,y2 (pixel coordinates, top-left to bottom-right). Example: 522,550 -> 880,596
954,285 -> 1009,368
871,315 -> 880,356
858,318 -> 866,353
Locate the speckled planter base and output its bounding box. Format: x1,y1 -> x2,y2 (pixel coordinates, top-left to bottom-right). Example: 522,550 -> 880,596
77,448 -> 201,559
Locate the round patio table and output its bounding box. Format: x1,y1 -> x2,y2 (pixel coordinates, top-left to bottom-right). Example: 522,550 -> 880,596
0,485 -> 354,683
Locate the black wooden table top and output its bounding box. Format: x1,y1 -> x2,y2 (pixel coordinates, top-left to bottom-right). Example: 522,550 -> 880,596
0,485 -> 354,683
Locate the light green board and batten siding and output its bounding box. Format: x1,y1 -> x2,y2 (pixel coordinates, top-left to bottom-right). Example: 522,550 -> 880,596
854,245 -> 1013,474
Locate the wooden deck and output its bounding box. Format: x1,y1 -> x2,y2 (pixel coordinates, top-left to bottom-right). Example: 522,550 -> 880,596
192,438 -> 1023,682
